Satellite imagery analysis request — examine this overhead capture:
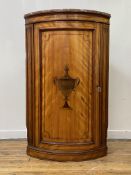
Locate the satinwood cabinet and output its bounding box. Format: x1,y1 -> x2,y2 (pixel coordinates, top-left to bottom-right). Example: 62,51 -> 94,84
25,9 -> 111,161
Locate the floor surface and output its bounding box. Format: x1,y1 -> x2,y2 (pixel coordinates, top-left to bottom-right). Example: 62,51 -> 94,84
0,140 -> 131,175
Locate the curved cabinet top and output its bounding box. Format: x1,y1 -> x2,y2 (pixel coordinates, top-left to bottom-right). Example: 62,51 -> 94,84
24,9 -> 111,25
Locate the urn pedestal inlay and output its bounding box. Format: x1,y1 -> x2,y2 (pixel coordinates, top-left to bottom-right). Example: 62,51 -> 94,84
54,65 -> 80,109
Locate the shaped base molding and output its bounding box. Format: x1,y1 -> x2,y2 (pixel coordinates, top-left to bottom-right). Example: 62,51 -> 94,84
27,145 -> 107,161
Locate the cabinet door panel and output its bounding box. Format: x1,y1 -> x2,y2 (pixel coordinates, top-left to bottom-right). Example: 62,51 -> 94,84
42,30 -> 93,143
34,22 -> 100,150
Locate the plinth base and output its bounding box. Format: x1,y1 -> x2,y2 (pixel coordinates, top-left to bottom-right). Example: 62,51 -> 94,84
27,146 -> 107,161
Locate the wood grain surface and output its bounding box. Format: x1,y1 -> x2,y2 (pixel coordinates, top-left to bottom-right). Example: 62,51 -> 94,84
24,9 -> 110,25
25,10 -> 110,161
0,139 -> 131,175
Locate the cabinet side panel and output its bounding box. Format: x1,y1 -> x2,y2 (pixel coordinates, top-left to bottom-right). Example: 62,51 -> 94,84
100,24 -> 109,145
26,24 -> 34,145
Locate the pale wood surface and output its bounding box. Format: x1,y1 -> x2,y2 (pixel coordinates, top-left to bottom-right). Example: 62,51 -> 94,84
0,139 -> 131,175
42,30 -> 93,143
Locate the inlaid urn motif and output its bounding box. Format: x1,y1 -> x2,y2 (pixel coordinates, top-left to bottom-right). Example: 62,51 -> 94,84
54,65 -> 80,109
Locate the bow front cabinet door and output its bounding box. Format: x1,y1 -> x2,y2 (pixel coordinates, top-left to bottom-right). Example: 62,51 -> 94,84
25,9 -> 111,161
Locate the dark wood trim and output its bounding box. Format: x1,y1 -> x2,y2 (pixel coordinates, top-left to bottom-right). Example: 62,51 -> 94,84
25,24 -> 34,146
27,145 -> 107,161
24,9 -> 111,19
